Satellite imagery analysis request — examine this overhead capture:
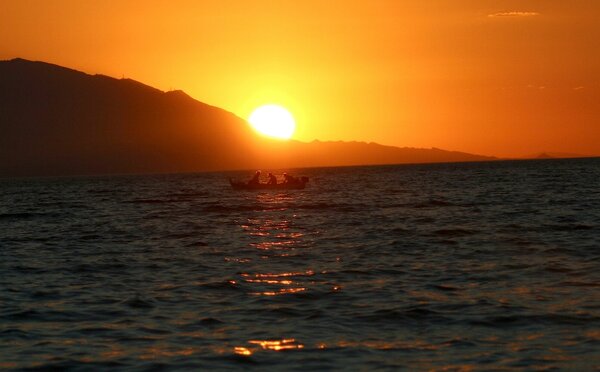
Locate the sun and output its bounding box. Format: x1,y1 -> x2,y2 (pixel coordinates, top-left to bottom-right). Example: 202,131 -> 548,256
248,104 -> 296,139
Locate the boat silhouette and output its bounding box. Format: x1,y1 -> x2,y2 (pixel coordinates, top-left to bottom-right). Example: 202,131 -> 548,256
229,176 -> 309,190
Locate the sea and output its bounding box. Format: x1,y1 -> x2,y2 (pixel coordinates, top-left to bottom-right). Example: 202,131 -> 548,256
1,158 -> 599,370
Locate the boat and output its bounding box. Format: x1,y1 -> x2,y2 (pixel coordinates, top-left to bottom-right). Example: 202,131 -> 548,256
229,177 -> 309,190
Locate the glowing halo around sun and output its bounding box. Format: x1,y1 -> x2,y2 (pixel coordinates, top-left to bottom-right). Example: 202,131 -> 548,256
248,104 -> 296,139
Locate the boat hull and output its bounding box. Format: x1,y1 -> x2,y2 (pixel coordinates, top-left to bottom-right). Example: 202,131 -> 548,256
229,177 -> 308,190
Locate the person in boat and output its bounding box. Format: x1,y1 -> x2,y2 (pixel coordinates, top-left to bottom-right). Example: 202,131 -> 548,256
283,173 -> 298,184
247,170 -> 261,185
267,172 -> 277,185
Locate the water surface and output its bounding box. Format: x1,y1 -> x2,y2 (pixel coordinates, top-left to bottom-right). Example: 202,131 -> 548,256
1,158 -> 599,370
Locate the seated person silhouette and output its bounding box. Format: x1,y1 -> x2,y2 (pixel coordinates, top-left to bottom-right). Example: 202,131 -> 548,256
247,170 -> 261,185
283,173 -> 297,184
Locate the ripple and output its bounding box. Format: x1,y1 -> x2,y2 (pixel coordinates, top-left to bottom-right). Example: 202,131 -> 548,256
2,159 -> 600,370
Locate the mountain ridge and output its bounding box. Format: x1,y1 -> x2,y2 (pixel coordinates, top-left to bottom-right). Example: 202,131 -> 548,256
1,58 -> 496,177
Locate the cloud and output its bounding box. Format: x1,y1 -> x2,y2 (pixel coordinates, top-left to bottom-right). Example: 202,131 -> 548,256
488,11 -> 540,18
527,84 -> 546,90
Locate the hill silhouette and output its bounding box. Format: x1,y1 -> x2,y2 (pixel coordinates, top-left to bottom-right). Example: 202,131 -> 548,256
255,141 -> 496,170
1,58 -> 495,177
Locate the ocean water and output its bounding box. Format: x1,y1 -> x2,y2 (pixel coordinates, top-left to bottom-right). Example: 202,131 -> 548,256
1,158 -> 599,370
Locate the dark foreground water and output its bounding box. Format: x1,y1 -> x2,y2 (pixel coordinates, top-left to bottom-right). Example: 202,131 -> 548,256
1,158 -> 600,370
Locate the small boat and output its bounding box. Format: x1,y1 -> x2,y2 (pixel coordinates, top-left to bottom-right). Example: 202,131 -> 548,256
229,177 -> 309,190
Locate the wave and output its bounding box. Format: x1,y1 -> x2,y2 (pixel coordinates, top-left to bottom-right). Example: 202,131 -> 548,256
0,212 -> 58,220
0,328 -> 35,339
202,204 -> 285,213
356,306 -> 450,324
119,295 -> 156,309
124,198 -> 175,204
196,317 -> 225,326
0,308 -> 85,322
559,281 -> 600,287
470,313 -> 600,327
202,202 -> 359,213
544,223 -> 595,231
433,228 -> 478,237
124,191 -> 211,204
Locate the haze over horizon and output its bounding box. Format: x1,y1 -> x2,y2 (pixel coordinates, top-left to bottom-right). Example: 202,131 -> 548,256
1,1 -> 599,158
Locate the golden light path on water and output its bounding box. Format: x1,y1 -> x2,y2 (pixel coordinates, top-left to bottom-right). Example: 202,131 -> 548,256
226,190 -> 572,362
226,190 -> 428,358
231,192 -> 317,356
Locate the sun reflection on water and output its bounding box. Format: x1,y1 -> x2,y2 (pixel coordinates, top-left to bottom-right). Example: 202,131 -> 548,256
234,191 -> 317,297
240,212 -> 308,256
243,270 -> 315,278
233,338 -> 305,356
244,279 -> 293,284
233,346 -> 252,356
228,194 -> 314,353
250,287 -> 308,296
233,338 -> 465,357
239,271 -> 314,296
249,338 -> 305,351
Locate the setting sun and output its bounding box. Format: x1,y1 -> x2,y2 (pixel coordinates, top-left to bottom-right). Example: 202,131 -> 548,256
248,104 -> 296,140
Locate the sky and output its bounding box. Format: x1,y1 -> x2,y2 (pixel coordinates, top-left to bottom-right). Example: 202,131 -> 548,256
1,0 -> 599,157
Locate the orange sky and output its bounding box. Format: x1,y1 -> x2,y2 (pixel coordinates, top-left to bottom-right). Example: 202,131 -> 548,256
2,0 -> 599,157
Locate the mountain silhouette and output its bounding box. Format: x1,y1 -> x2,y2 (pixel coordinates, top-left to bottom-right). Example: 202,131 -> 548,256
528,152 -> 588,160
1,58 -> 495,177
253,141 -> 496,170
